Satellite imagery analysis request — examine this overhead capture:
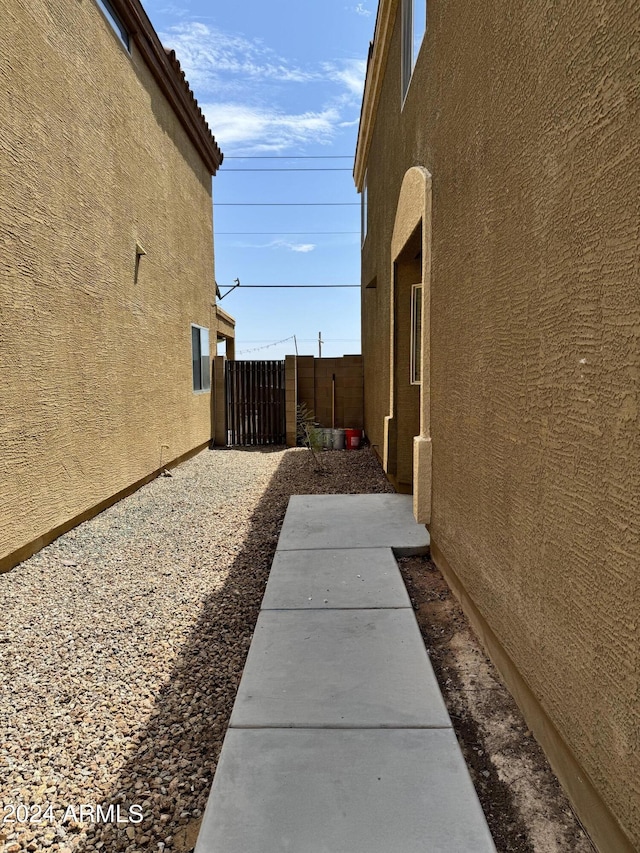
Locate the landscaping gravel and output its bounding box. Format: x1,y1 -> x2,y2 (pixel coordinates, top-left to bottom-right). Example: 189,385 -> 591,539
0,447 -> 392,853
0,446 -> 595,853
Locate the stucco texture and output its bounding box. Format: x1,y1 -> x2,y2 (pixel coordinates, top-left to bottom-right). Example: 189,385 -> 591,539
360,1 -> 639,847
0,1 -> 219,567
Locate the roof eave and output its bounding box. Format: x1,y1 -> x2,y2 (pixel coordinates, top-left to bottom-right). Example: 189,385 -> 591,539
109,0 -> 223,175
354,0 -> 398,190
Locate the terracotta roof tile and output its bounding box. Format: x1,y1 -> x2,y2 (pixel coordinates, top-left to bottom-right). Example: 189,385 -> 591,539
108,0 -> 223,174
164,47 -> 223,168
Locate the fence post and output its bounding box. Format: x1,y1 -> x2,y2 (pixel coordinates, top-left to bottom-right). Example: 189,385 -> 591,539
285,355 -> 298,447
213,355 -> 227,446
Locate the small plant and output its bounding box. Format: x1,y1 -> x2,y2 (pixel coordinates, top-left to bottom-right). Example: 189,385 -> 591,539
296,401 -> 315,447
296,403 -> 324,470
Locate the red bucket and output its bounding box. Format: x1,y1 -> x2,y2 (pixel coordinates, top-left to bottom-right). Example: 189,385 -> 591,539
345,428 -> 362,450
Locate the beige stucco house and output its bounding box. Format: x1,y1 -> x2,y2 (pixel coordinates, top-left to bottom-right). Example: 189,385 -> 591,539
355,2 -> 639,850
0,0 -> 234,573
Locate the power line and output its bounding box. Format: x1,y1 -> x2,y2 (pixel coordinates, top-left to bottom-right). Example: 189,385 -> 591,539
236,335 -> 360,355
230,284 -> 359,288
241,338 -> 359,342
223,168 -> 352,172
216,202 -> 359,206
237,335 -> 296,355
216,231 -> 360,235
224,155 -> 353,159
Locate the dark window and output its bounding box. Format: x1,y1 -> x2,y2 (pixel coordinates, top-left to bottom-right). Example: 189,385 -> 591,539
191,325 -> 210,392
96,0 -> 130,51
410,284 -> 422,384
401,0 -> 426,100
361,172 -> 368,246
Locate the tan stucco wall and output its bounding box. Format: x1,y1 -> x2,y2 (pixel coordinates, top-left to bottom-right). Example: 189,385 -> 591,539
0,1 -> 221,569
360,1 -> 639,848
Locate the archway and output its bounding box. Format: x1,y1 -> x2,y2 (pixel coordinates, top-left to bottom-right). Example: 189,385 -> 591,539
383,166 -> 432,522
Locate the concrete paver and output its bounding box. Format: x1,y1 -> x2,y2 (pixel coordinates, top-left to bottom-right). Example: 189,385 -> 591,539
261,547 -> 412,609
230,608 -> 450,728
276,494 -> 430,555
196,728 -> 497,853
196,494 -> 495,852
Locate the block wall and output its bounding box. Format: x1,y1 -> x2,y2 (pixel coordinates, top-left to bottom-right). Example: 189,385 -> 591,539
285,355 -> 364,446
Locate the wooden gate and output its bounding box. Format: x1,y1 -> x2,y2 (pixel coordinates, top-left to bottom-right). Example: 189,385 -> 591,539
225,360 -> 286,446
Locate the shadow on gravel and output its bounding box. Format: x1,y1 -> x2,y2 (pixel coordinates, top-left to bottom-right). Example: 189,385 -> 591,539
77,447 -> 392,853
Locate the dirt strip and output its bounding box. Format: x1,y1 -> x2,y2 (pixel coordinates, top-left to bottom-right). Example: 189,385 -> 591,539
400,555 -> 596,853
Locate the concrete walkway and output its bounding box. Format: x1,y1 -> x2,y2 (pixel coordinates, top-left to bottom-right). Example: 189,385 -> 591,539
195,494 -> 496,852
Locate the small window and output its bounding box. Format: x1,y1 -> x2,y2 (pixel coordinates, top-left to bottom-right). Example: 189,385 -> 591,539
95,0 -> 130,51
191,325 -> 210,392
401,0 -> 426,101
361,172 -> 368,246
410,284 -> 422,384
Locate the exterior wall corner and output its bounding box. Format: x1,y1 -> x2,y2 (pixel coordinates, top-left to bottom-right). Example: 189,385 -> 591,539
413,434 -> 432,523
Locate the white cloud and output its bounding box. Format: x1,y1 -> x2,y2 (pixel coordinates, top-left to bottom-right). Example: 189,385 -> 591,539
322,59 -> 367,99
354,3 -> 372,15
277,241 -> 316,253
160,22 -> 367,153
229,238 -> 316,253
160,22 -> 314,88
156,4 -> 189,16
202,102 -> 341,152
161,22 -> 366,101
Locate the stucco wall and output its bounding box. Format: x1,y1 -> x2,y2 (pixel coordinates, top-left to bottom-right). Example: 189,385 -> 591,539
0,1 -> 219,569
360,1 -> 639,847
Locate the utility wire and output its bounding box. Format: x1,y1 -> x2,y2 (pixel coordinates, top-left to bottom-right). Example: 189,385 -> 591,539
229,284 -> 359,288
216,202 -> 359,206
237,335 -> 296,355
242,338 -> 359,343
216,231 -> 359,235
224,155 -> 353,159
223,168 -> 352,172
237,336 -> 359,355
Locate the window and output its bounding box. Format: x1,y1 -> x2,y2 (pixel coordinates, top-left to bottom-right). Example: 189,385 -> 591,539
95,0 -> 130,51
410,284 -> 422,384
401,0 -> 426,100
361,171 -> 368,246
191,325 -> 210,392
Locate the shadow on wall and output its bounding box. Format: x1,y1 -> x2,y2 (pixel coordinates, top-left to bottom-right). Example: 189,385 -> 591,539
72,448 -> 391,853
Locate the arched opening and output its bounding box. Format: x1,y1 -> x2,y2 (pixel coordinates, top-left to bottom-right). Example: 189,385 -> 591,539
387,223 -> 422,491
383,166 -> 432,522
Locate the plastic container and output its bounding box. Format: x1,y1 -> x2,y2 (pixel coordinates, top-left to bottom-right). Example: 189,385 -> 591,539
322,428 -> 333,450
345,428 -> 362,450
332,428 -> 345,450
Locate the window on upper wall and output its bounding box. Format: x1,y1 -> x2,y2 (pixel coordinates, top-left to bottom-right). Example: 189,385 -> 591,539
410,284 -> 422,384
361,172 -> 368,246
95,0 -> 130,51
191,325 -> 210,392
401,0 -> 427,101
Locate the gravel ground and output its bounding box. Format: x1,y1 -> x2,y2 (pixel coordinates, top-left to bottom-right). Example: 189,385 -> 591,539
0,447 -> 392,853
1,446 -> 594,853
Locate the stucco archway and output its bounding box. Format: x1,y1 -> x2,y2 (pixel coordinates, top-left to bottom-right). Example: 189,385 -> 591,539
383,166 -> 432,523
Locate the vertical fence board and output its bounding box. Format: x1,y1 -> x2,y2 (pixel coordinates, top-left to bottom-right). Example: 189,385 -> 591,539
225,360 -> 286,446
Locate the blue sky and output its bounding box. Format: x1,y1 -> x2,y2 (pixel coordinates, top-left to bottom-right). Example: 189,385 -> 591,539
143,0 -> 376,359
